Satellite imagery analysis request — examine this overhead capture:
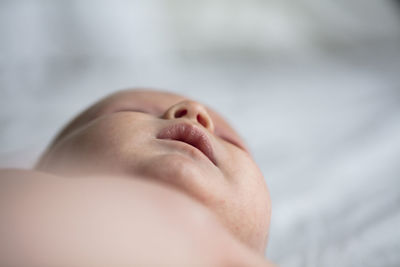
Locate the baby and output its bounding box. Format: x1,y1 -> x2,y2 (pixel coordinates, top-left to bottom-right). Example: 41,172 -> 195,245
0,89 -> 274,266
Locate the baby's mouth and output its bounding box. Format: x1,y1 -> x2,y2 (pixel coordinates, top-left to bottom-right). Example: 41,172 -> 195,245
157,123 -> 217,166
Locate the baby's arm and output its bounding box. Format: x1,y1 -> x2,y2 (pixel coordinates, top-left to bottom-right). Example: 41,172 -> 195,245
0,169 -> 275,266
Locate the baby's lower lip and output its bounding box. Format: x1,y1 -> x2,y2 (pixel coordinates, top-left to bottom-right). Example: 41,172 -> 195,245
157,123 -> 217,166
158,139 -> 216,167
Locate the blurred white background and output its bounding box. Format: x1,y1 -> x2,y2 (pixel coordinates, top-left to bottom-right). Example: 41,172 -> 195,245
1,0 -> 400,266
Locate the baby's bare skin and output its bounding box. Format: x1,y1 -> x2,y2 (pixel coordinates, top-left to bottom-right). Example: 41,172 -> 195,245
0,169 -> 274,266
0,89 -> 274,266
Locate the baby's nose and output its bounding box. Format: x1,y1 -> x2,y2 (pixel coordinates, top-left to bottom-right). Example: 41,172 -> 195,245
163,100 -> 214,132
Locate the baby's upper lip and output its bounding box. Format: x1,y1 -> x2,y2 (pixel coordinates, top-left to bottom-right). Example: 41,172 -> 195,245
157,122 -> 217,166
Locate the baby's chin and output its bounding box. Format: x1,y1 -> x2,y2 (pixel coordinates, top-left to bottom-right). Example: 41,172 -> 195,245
36,154 -> 269,254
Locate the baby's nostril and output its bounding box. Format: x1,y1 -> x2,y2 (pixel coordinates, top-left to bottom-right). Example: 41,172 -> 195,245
174,109 -> 187,118
197,114 -> 208,128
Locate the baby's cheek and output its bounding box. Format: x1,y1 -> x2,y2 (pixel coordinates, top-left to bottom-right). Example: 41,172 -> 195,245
224,154 -> 270,251
37,115 -> 149,177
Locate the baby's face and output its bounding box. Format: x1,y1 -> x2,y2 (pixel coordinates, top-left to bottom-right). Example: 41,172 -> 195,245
36,90 -> 271,252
